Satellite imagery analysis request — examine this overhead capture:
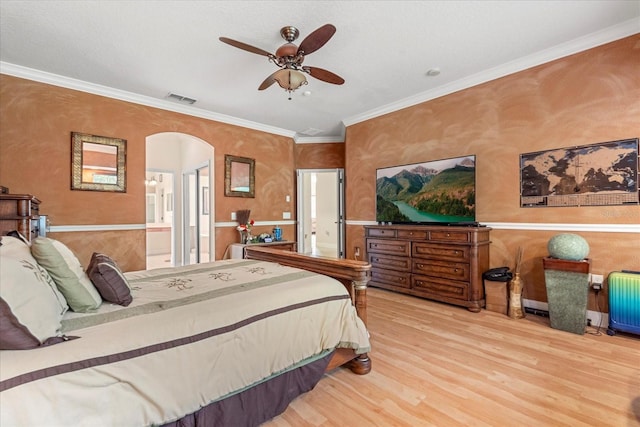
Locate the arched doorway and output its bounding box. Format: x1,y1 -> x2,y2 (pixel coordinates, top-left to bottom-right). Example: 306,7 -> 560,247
145,132 -> 214,268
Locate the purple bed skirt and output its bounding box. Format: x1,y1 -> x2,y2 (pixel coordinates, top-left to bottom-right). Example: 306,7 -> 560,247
162,350 -> 334,427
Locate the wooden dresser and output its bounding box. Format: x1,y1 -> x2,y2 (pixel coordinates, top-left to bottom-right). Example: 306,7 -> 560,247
0,193 -> 42,242
365,224 -> 491,312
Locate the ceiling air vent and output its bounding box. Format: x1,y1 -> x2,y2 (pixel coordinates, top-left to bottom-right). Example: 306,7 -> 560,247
301,128 -> 323,136
165,93 -> 197,105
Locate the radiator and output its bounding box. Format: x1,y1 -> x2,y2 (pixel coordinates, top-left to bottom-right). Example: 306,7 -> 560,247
607,271 -> 640,336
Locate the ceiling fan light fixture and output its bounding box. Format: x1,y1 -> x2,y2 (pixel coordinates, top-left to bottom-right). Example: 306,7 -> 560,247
220,24 -> 342,98
275,43 -> 298,57
274,69 -> 308,91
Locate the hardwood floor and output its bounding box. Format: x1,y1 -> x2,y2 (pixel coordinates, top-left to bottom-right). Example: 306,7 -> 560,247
264,288 -> 640,427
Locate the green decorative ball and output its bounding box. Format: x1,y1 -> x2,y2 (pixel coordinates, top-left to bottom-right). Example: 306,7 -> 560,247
547,233 -> 590,261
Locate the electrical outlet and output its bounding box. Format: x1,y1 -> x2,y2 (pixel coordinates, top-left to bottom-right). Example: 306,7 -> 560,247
591,274 -> 604,285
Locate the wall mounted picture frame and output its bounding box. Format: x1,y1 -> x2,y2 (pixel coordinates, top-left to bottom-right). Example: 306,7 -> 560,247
520,138 -> 639,207
225,155 -> 255,198
71,132 -> 126,192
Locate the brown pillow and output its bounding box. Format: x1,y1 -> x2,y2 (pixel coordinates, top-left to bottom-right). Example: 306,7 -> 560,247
86,253 -> 132,306
0,298 -> 40,349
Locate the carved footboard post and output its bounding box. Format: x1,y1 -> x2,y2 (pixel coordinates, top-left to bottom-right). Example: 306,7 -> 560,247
352,278 -> 368,326
346,277 -> 371,375
244,246 -> 372,375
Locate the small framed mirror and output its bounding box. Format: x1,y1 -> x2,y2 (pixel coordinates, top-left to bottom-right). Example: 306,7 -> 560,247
225,155 -> 255,198
71,132 -> 126,192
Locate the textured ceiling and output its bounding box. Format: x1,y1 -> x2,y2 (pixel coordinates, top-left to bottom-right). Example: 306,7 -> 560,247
1,1 -> 638,141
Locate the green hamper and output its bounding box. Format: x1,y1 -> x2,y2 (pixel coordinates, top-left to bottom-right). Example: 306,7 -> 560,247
542,257 -> 591,335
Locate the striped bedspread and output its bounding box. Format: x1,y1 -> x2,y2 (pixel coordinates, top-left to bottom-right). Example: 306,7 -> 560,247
0,259 -> 370,426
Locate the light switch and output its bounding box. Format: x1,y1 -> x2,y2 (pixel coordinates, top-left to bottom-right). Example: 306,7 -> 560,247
283,212 -> 291,219
231,212 -> 237,220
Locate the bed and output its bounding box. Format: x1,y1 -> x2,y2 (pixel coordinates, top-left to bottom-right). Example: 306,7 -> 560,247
0,236 -> 371,426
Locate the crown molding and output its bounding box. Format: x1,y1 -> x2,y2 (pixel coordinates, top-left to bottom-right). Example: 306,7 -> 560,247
0,62 -> 296,139
343,20 -> 640,127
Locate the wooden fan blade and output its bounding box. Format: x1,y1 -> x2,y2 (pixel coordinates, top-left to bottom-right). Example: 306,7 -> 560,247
297,24 -> 336,56
305,67 -> 345,85
258,71 -> 279,90
219,37 -> 273,57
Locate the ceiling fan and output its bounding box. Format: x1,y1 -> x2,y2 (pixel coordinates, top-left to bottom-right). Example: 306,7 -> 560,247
219,24 -> 345,99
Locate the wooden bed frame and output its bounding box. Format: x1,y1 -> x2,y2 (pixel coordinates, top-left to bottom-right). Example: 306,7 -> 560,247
244,246 -> 372,375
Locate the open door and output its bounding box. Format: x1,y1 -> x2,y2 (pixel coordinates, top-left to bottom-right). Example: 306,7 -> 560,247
296,169 -> 345,258
183,164 -> 211,265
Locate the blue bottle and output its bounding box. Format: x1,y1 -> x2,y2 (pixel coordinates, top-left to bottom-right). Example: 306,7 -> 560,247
273,226 -> 282,241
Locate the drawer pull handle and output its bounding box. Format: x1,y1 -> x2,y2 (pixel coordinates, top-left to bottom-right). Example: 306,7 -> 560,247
447,233 -> 450,237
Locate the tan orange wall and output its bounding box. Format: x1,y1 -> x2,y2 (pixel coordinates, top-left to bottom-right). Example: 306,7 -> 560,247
345,35 -> 640,311
295,142 -> 345,169
0,74 -> 294,270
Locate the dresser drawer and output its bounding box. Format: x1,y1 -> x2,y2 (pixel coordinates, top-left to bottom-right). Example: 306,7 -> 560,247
412,242 -> 469,262
366,227 -> 397,238
412,274 -> 469,300
397,229 -> 428,240
368,253 -> 411,272
412,259 -> 469,281
367,238 -> 410,256
429,230 -> 470,243
371,268 -> 411,289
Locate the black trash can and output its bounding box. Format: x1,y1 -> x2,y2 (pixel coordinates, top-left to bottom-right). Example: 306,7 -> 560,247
483,267 -> 512,314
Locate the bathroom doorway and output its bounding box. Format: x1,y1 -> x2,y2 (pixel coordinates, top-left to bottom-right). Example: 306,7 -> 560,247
145,132 -> 214,268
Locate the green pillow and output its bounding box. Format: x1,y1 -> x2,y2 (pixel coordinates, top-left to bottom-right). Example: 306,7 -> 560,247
31,237 -> 102,312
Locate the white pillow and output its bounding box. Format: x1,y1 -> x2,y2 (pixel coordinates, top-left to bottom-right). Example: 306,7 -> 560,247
0,236 -> 69,349
31,237 -> 102,312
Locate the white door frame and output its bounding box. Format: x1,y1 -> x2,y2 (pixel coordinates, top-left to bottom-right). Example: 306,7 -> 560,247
182,161 -> 211,265
296,168 -> 345,258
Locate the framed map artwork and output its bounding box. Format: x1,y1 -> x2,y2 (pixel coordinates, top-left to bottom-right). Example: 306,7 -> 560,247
520,138 -> 639,207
